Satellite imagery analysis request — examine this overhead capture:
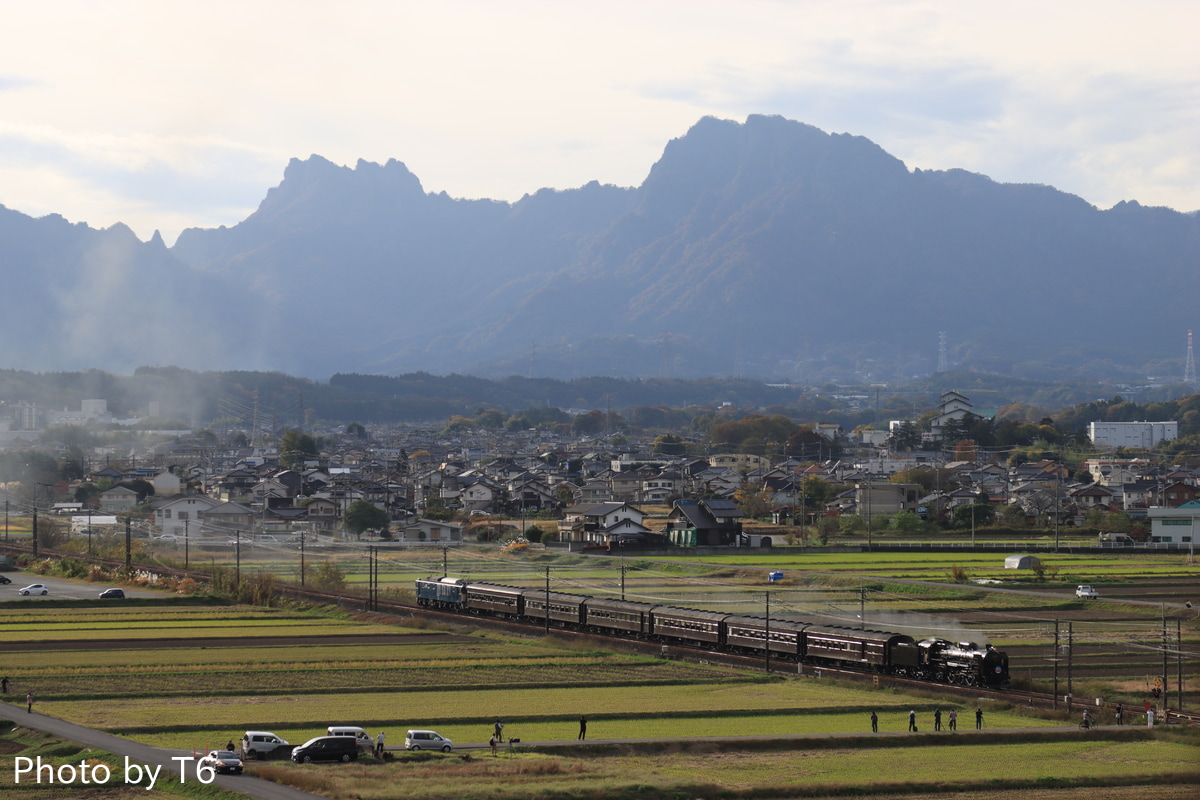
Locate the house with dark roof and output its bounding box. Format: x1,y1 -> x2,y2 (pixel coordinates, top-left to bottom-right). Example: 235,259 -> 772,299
1162,482 -> 1200,507
1069,483 -> 1115,509
558,501 -> 646,543
666,499 -> 742,546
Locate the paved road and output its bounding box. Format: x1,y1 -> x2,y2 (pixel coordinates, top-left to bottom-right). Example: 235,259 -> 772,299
0,573 -> 160,600
0,703 -> 327,800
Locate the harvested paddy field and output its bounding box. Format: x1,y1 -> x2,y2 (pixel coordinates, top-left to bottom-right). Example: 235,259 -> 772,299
0,553 -> 1196,800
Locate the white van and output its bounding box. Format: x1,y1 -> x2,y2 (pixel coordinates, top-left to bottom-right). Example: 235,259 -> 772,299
241,731 -> 290,760
326,726 -> 374,750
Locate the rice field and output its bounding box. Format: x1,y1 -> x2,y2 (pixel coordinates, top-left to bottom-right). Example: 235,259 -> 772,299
1,556 -> 1196,800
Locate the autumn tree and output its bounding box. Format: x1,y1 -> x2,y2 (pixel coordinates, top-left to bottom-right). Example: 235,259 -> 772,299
734,480 -> 773,519
342,499 -> 389,536
279,429 -> 319,468
953,439 -> 977,462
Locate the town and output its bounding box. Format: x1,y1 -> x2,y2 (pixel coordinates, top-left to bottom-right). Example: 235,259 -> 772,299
2,389 -> 1196,554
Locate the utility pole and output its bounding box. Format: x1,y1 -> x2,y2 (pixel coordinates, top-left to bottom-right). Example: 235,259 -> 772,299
442,545 -> 449,578
32,508 -> 38,558
864,479 -> 872,549
859,581 -> 867,630
124,516 -> 131,568
544,566 -> 550,635
1162,604 -> 1170,711
1054,468 -> 1061,552
1053,620 -> 1060,709
368,546 -> 375,612
235,530 -> 241,589
1066,621 -> 1074,707
1176,617 -> 1184,712
87,506 -> 93,557
620,564 -> 628,601
765,591 -> 771,675
184,519 -> 189,570
300,532 -> 306,586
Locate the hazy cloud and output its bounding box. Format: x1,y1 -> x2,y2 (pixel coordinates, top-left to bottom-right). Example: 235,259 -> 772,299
0,0 -> 1196,238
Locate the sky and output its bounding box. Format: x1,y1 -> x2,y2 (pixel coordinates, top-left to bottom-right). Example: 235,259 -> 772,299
1,0 -> 1197,245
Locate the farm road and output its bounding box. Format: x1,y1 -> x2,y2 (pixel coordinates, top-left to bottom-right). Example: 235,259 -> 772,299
0,703 -> 327,800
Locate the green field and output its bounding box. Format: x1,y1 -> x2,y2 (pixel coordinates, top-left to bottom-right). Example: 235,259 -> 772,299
0,569 -> 1195,799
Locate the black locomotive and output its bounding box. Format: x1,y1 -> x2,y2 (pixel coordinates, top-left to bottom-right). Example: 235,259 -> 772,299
416,577 -> 1010,688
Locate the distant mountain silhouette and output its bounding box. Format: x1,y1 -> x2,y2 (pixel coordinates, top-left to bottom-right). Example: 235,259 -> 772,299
0,206 -> 252,374
3,115 -> 1197,381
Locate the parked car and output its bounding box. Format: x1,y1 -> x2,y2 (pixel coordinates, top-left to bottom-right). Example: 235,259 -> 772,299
242,731 -> 290,760
199,750 -> 244,775
291,736 -> 358,763
1076,585 -> 1099,599
19,584 -> 48,596
99,588 -> 125,599
326,726 -> 373,750
404,730 -> 452,752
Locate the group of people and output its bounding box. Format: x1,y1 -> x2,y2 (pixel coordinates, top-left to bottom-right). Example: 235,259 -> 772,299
877,708 -> 979,733
488,716 -> 587,755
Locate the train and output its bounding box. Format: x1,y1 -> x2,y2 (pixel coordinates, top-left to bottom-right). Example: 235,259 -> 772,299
415,577 -> 1010,688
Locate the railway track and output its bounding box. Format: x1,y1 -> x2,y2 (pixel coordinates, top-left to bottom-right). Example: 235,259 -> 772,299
3,543 -> 1191,725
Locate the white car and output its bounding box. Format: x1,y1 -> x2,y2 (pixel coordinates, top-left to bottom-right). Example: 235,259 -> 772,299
1075,585 -> 1099,599
19,584 -> 49,596
404,730 -> 452,752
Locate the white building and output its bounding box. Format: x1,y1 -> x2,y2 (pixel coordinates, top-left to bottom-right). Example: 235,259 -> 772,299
154,495 -> 222,538
1087,421 -> 1178,449
1146,501 -> 1198,545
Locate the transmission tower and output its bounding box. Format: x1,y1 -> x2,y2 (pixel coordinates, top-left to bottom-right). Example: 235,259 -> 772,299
937,332 -> 949,373
1185,329 -> 1197,386
658,332 -> 672,378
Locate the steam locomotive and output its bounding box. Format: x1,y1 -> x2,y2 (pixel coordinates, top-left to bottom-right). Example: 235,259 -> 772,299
416,577 -> 1010,687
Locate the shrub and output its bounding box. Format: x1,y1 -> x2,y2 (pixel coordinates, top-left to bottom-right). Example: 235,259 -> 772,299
310,561 -> 346,591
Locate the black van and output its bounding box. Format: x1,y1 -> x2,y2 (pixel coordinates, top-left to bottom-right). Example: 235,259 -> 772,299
291,736 -> 359,763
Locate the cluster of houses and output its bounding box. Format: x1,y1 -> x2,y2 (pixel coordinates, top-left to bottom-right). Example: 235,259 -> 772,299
8,391 -> 1196,549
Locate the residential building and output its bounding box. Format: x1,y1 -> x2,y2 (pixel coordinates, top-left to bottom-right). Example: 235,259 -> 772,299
154,495 -> 221,538
1147,502 -> 1199,545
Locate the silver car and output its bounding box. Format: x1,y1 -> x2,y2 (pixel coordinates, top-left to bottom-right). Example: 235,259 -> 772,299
404,730 -> 452,752
19,584 -> 49,596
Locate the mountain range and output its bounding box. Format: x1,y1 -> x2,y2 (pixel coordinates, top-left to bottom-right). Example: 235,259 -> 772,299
2,114 -> 1197,383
